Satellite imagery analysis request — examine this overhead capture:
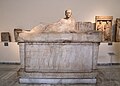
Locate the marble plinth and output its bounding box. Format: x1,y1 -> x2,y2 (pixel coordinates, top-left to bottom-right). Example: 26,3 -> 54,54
19,69 -> 97,84
19,78 -> 96,84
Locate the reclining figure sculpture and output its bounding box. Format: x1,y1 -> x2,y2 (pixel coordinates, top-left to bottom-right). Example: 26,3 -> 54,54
19,9 -> 77,39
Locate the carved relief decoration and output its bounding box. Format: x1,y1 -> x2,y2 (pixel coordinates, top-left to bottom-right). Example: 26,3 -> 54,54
1,32 -> 11,42
95,16 -> 113,42
115,18 -> 120,42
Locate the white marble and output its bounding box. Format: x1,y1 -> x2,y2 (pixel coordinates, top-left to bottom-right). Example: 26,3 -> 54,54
18,21 -> 101,84
18,32 -> 101,42
19,78 -> 96,84
25,43 -> 96,72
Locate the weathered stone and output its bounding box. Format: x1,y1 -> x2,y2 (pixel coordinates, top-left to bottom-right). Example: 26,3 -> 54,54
18,10 -> 101,84
19,78 -> 96,84
18,31 -> 101,42
75,22 -> 94,32
18,32 -> 101,84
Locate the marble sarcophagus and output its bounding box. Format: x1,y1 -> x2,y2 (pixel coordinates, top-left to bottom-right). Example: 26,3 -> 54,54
18,29 -> 101,84
18,9 -> 102,84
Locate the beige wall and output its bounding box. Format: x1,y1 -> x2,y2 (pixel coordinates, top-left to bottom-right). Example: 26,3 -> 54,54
0,0 -> 120,41
98,42 -> 120,64
0,42 -> 20,63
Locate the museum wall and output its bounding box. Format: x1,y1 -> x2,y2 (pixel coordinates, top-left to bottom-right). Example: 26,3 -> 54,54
98,42 -> 120,64
0,0 -> 120,63
0,42 -> 20,63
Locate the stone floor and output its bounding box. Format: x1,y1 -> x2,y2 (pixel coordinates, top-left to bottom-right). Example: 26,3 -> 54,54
0,64 -> 120,86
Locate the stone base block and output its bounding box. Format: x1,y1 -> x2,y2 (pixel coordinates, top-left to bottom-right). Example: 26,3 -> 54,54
18,69 -> 97,84
19,78 -> 96,84
18,68 -> 97,78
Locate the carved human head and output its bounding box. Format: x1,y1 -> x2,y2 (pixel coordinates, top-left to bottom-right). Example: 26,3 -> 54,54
65,9 -> 72,19
106,20 -> 110,24
99,21 -> 102,24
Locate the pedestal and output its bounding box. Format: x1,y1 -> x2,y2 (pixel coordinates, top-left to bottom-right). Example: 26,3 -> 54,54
18,32 -> 101,84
